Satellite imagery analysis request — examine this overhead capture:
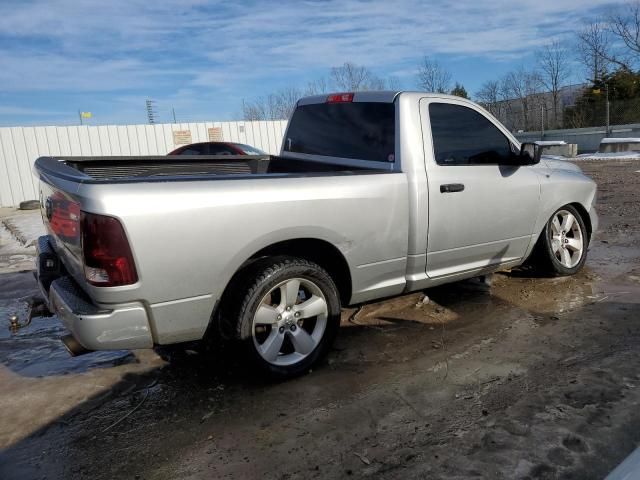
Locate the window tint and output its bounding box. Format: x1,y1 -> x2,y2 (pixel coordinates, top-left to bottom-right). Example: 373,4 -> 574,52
429,103 -> 512,165
285,102 -> 395,162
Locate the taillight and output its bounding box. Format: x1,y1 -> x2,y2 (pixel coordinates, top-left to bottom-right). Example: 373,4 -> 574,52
327,92 -> 354,103
81,212 -> 138,287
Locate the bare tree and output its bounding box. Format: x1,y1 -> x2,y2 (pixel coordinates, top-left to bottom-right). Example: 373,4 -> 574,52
241,87 -> 302,121
577,21 -> 630,81
304,77 -> 329,96
386,76 -> 402,90
537,40 -> 571,128
609,1 -> 640,68
417,57 -> 451,93
241,62 -> 399,120
328,62 -> 390,91
475,80 -> 501,117
503,68 -> 544,131
330,63 -> 369,91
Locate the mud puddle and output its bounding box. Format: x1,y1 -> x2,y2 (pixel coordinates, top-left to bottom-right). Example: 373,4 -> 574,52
0,272 -> 135,377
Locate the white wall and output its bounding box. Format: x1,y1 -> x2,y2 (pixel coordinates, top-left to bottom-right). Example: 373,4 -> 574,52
0,120 -> 288,207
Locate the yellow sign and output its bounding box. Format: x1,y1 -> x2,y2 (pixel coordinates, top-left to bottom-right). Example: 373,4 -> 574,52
80,111 -> 92,118
173,130 -> 192,145
592,88 -> 601,95
208,127 -> 222,142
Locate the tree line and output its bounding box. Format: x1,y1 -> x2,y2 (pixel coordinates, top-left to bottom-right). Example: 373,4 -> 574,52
242,1 -> 640,130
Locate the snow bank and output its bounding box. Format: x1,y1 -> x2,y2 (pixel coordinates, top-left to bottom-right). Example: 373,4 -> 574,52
535,140 -> 567,146
576,151 -> 640,161
600,137 -> 640,144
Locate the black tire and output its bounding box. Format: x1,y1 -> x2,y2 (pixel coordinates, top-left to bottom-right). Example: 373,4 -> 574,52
223,256 -> 341,379
534,204 -> 588,276
19,200 -> 40,210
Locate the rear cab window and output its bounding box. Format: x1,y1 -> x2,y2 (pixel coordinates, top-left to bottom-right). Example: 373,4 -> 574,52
284,101 -> 396,163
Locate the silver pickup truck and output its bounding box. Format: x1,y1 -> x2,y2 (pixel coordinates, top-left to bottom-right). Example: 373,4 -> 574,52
34,91 -> 598,378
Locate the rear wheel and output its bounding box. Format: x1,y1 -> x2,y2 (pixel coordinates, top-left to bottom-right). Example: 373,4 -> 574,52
535,205 -> 588,276
227,257 -> 341,379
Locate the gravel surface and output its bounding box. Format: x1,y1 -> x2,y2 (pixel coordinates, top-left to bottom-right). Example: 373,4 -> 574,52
0,159 -> 639,480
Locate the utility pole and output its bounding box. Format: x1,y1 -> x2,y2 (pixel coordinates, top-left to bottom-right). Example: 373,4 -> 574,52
541,103 -> 545,140
146,99 -> 157,124
172,107 -> 177,124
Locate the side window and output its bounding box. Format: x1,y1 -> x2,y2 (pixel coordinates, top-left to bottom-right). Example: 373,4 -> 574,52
179,144 -> 208,155
209,145 -> 236,155
429,103 -> 512,165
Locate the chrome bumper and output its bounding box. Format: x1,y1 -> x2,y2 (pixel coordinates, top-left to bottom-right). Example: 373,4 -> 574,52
37,235 -> 153,351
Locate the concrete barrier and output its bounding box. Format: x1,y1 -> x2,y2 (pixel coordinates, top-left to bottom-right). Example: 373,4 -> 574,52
535,141 -> 578,157
516,123 -> 640,153
598,138 -> 640,153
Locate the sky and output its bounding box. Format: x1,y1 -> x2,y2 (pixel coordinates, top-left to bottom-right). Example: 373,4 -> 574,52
0,0 -> 619,126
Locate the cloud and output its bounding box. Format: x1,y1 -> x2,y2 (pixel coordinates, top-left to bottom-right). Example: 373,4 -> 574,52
0,0 -> 617,123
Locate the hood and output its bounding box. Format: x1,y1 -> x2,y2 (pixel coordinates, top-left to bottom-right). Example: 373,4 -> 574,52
541,156 -> 584,173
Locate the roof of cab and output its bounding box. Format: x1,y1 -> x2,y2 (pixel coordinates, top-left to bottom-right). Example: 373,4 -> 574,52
296,90 -> 477,106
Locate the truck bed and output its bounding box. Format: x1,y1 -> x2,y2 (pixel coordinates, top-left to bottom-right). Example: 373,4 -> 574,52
35,155 -> 382,183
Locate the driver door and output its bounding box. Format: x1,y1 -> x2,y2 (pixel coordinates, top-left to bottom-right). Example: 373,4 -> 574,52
421,99 -> 542,278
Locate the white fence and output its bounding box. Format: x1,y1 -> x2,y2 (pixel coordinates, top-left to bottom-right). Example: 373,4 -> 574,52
0,120 -> 288,207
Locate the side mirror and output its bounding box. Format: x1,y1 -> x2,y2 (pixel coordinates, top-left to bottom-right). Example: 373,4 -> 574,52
519,142 -> 542,165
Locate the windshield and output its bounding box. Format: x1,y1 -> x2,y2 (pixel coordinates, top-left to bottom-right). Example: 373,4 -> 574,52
284,102 -> 396,162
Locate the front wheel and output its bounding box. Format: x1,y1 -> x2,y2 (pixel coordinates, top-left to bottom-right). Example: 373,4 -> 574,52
229,257 -> 341,379
535,205 -> 588,276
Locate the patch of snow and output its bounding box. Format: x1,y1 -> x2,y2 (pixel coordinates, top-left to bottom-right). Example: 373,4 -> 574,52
535,140 -> 567,146
0,211 -> 45,248
576,151 -> 640,160
600,137 -> 640,144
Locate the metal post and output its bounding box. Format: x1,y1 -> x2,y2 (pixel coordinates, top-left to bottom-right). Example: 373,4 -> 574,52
78,110 -> 83,126
605,83 -> 610,136
541,104 -> 544,140
172,108 -> 177,124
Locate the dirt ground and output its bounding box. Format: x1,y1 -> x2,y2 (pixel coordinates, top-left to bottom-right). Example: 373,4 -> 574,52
1,159 -> 639,480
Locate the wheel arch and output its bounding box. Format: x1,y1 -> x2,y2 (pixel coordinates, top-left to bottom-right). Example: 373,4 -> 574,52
569,202 -> 592,241
205,237 -> 353,342
535,201 -> 593,244
240,238 -> 353,305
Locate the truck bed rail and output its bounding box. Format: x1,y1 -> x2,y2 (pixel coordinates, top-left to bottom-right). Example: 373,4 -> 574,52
34,155 -> 380,184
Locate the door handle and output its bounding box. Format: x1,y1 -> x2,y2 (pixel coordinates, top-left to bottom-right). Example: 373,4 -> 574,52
440,183 -> 465,193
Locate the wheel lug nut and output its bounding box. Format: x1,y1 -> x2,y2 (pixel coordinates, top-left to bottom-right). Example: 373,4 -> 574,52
286,306 -> 291,311
294,312 -> 300,318
297,320 -> 303,327
279,326 -> 285,334
277,314 -> 282,320
290,325 -> 296,331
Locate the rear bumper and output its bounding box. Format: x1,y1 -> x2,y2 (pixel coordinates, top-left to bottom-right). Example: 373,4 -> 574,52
37,235 -> 153,350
